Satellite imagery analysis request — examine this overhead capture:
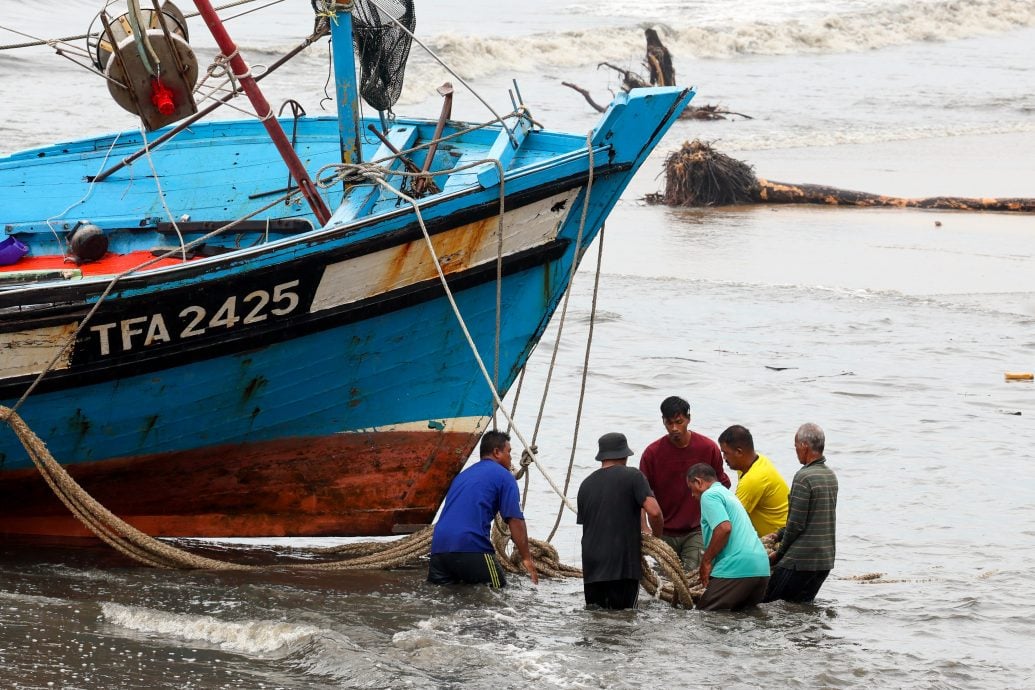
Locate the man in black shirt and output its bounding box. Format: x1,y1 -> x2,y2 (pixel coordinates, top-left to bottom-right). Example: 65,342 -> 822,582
577,432 -> 664,609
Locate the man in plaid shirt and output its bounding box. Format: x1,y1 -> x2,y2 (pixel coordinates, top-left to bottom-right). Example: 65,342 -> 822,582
764,423 -> 838,603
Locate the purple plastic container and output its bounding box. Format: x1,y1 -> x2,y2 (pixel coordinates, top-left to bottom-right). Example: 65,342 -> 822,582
0,236 -> 29,266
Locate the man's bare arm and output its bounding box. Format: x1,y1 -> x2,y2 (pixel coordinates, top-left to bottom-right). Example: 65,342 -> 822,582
507,517 -> 539,584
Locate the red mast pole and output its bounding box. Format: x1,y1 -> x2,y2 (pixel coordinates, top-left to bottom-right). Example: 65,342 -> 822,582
191,0 -> 333,226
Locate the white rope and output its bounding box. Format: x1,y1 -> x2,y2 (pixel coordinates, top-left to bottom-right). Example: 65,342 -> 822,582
492,159 -> 505,427
0,23 -> 90,55
546,224 -> 604,542
315,125 -> 601,516
361,171 -> 578,514
44,133 -> 123,256
138,123 -> 188,262
193,75 -> 272,119
527,134 -> 595,448
195,49 -> 242,95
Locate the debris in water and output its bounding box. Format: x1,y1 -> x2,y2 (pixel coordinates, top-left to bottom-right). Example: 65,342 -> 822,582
648,140 -> 1035,212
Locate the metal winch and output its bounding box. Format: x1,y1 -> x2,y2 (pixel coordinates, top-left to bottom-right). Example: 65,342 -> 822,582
87,1 -> 199,130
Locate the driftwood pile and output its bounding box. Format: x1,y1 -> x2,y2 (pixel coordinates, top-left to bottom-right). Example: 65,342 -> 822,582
650,140 -> 1035,212
565,30 -> 1031,212
647,139 -> 759,206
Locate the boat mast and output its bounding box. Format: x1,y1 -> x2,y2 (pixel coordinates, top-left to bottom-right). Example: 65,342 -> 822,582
327,1 -> 362,169
191,0 -> 333,226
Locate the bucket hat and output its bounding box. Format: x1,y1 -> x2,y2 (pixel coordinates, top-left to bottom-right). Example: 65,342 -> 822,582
595,432 -> 634,461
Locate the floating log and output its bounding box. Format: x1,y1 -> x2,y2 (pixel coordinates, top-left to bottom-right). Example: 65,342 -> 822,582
648,140 -> 1035,213
757,181 -> 1035,212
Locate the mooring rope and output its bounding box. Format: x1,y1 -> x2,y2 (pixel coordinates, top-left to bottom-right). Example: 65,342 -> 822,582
356,168 -> 578,515
1,402 -> 714,604
640,535 -> 700,606
314,130 -> 602,517
522,136 -> 596,506
1,405 -> 448,572
545,224 -> 604,543
0,405 -> 565,575
492,156 -> 505,428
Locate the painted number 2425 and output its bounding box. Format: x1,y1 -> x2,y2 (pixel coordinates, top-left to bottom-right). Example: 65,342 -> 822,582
89,280 -> 301,356
179,281 -> 300,337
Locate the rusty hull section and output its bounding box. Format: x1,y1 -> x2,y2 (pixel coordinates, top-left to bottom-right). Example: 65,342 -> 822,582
0,429 -> 475,540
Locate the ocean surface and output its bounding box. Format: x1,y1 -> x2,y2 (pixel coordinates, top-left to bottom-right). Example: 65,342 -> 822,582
2,0 -> 1034,687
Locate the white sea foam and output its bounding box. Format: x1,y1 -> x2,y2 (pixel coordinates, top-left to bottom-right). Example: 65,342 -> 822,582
400,0 -> 1035,86
0,590 -> 70,607
393,615 -> 597,687
100,602 -> 325,657
709,120 -> 1035,152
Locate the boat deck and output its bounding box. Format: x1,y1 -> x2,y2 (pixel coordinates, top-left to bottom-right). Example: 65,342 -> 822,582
0,115 -> 584,281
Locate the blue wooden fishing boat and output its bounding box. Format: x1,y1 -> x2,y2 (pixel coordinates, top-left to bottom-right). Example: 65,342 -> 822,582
0,1 -> 692,539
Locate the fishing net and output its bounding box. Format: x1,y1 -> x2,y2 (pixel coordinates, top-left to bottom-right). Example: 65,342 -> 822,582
351,0 -> 416,112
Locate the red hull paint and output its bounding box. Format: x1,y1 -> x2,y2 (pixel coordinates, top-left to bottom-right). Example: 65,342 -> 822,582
0,430 -> 475,540
2,251 -> 190,276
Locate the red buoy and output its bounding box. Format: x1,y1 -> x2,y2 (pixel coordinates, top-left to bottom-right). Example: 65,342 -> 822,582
151,77 -> 175,115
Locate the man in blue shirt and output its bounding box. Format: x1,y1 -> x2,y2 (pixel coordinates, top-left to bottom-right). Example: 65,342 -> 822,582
687,463 -> 770,610
428,430 -> 539,587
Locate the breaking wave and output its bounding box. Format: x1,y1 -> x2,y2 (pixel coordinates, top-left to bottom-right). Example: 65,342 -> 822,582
407,0 -> 1035,81
101,602 -> 326,657
706,120 -> 1035,152
99,602 -> 406,684
393,614 -> 599,687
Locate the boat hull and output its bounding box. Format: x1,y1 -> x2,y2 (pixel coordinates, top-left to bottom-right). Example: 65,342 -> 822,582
0,87 -> 694,541
0,192 -> 575,539
0,427 -> 475,538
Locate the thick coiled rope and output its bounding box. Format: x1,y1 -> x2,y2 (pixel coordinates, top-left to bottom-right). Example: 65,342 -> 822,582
2,403 -> 708,604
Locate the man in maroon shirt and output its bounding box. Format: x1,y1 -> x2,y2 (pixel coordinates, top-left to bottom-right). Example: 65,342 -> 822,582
639,396 -> 731,571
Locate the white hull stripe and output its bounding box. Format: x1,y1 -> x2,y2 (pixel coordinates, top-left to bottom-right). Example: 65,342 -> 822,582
0,323 -> 77,378
310,188 -> 580,313
340,415 -> 486,436
0,189 -> 579,380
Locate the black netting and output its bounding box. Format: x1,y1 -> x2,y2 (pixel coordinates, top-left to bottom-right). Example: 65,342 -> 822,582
351,0 -> 415,112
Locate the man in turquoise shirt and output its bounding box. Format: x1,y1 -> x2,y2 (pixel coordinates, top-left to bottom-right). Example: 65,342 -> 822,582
687,463 -> 771,611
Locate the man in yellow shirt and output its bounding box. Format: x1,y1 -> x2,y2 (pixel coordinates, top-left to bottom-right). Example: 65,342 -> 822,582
718,425 -> 789,537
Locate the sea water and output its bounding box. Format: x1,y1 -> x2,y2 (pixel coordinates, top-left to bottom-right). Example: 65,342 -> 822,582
1,0 -> 1034,687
